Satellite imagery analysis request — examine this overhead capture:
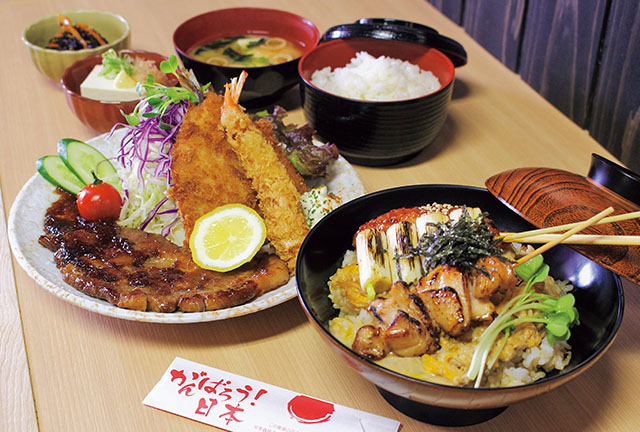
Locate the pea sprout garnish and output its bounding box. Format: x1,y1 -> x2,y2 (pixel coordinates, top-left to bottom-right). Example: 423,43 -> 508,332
466,255 -> 579,388
121,55 -> 210,129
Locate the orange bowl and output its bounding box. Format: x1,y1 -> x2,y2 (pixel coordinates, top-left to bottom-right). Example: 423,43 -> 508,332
60,49 -> 178,133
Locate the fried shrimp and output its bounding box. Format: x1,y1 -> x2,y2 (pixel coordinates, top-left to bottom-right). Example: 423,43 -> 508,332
221,71 -> 310,271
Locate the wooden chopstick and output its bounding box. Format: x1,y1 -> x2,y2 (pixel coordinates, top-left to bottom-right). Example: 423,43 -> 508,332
502,233 -> 640,245
515,207 -> 614,266
501,210 -> 640,241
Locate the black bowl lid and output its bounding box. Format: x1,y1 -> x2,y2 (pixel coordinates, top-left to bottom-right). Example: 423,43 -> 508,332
319,18 -> 467,67
588,153 -> 640,205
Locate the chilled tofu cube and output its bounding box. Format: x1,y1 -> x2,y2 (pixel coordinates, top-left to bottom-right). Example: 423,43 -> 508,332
80,65 -> 141,102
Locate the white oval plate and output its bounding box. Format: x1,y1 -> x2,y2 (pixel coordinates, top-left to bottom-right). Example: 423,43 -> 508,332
8,131 -> 365,323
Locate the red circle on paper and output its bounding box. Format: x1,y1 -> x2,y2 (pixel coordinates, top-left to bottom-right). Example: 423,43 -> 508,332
287,395 -> 335,424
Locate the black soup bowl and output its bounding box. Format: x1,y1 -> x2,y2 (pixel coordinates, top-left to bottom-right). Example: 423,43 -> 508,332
295,185 -> 624,426
298,38 -> 455,166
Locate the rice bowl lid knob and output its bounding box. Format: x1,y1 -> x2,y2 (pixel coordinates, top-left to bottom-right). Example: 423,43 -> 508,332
319,19 -> 467,67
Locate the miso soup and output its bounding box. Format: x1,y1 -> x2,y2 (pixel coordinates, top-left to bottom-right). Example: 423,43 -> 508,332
191,34 -> 303,67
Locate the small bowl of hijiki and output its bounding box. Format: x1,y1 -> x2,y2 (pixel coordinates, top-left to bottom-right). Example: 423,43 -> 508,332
295,184 -> 623,426
173,7 -> 319,106
22,10 -> 131,81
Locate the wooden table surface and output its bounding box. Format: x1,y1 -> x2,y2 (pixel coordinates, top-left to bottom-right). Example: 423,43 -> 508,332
2,1 -> 639,431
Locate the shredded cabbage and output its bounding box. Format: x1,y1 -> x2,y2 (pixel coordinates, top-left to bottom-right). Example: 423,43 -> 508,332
113,99 -> 188,245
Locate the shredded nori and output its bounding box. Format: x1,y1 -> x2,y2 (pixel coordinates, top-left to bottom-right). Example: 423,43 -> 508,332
222,47 -> 253,63
408,209 -> 510,274
247,37 -> 266,48
193,35 -> 242,54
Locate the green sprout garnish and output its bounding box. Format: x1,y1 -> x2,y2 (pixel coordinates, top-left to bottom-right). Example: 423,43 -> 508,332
465,255 -> 579,388
99,49 -> 134,79
121,55 -> 210,129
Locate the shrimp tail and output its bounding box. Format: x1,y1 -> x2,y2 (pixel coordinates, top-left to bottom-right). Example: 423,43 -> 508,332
224,71 -> 248,106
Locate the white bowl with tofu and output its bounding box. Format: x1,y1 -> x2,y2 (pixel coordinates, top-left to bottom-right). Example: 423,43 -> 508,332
61,49 -> 177,132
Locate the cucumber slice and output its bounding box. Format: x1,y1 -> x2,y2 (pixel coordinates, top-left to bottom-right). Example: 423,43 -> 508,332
36,155 -> 85,194
58,138 -> 121,191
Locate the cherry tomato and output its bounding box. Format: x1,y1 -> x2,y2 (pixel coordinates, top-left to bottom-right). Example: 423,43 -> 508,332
77,177 -> 122,222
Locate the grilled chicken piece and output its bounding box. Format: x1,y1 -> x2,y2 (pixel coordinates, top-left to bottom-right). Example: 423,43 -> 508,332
384,311 -> 438,357
352,325 -> 388,360
370,282 -> 430,325
469,256 -> 518,299
469,296 -> 495,321
465,257 -> 517,321
416,265 -> 472,336
352,282 -> 439,359
39,191 -> 290,313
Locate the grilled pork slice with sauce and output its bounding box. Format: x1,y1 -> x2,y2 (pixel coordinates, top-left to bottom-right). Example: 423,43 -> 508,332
415,265 -> 472,336
39,190 -> 290,312
352,282 -> 440,359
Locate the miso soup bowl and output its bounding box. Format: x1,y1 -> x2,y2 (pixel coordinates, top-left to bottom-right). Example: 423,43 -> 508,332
298,37 -> 455,166
295,184 -> 624,426
173,7 -> 319,107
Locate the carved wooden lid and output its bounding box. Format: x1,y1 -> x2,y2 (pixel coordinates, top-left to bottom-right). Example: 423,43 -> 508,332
486,154 -> 640,284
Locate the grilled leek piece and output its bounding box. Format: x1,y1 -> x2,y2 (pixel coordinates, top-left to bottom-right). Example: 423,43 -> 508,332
415,211 -> 449,238
355,228 -> 392,299
386,221 -> 422,284
356,206 -> 485,297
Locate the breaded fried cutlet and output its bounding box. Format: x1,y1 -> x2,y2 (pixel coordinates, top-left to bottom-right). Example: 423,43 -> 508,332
168,93 -> 257,244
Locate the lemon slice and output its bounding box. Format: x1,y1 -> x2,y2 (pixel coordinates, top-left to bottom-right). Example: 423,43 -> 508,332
189,204 -> 266,272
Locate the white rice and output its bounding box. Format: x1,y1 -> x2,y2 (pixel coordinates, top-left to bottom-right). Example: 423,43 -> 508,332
310,51 -> 441,101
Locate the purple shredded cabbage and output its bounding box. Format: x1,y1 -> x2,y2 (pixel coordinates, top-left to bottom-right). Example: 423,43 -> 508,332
113,100 -> 189,236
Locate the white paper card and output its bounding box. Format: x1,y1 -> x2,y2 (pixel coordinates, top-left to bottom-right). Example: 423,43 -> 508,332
144,357 -> 401,432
